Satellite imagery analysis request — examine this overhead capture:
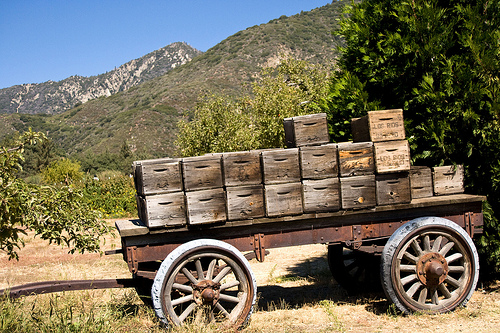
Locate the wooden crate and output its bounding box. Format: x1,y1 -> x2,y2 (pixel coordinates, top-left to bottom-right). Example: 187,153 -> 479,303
265,183 -> 303,217
222,151 -> 262,186
376,173 -> 411,205
283,113 -> 330,148
133,158 -> 183,195
410,166 -> 433,199
373,140 -> 411,174
136,192 -> 186,228
261,148 -> 301,184
302,178 -> 340,213
340,175 -> 376,209
433,165 -> 464,195
226,185 -> 265,221
185,188 -> 226,225
337,142 -> 375,177
299,144 -> 338,180
351,109 -> 405,142
182,155 -> 223,191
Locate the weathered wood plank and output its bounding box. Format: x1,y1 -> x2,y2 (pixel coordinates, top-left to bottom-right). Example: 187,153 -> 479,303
222,151 -> 262,186
376,172 -> 411,205
410,166 -> 433,199
337,142 -> 375,177
299,144 -> 338,179
284,113 -> 330,148
185,188 -> 226,225
340,175 -> 377,209
261,148 -> 301,184
137,192 -> 187,228
182,155 -> 223,191
302,178 -> 340,213
351,109 -> 405,142
226,185 -> 265,221
433,165 -> 464,195
133,158 -> 183,195
265,182 -> 303,217
373,140 -> 411,174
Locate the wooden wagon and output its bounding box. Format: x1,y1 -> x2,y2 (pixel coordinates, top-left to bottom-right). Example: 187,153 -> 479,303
1,110 -> 486,329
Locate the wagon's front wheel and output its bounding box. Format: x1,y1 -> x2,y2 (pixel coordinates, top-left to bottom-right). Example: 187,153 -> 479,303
151,239 -> 257,328
381,217 -> 479,314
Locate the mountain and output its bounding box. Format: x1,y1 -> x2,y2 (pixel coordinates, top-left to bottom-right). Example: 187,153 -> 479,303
0,42 -> 202,115
1,1 -> 345,159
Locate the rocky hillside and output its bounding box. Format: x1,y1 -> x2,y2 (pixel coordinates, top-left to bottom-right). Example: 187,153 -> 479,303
0,42 -> 202,115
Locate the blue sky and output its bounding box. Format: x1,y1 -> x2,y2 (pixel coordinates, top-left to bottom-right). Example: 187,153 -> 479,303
0,1 -> 333,89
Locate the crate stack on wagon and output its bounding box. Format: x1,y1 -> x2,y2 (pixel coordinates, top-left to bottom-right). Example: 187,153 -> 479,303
133,110 -> 465,229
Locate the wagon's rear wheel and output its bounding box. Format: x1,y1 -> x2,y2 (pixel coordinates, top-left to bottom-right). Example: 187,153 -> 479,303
151,239 -> 257,328
381,217 -> 479,314
327,243 -> 382,294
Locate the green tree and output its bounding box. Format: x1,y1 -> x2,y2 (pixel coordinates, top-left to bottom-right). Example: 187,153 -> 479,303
42,158 -> 84,185
0,130 -> 109,260
322,0 -> 500,273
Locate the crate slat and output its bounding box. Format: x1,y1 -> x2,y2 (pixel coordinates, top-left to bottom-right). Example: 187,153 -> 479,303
284,113 -> 330,148
340,175 -> 376,209
351,109 -> 405,142
226,185 -> 265,220
222,151 -> 262,186
186,188 -> 227,225
337,142 -> 375,177
376,173 -> 411,205
299,144 -> 338,179
137,192 -> 186,228
265,183 -> 303,217
182,155 -> 223,191
410,166 -> 433,199
133,158 -> 183,195
433,165 -> 464,195
302,178 -> 340,212
261,148 -> 301,184
373,140 -> 411,174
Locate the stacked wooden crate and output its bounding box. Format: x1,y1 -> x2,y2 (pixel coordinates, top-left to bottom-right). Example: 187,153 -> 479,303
133,111 -> 465,229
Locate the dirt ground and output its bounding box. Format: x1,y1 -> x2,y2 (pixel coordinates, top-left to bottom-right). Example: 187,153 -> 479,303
1,223 -> 500,332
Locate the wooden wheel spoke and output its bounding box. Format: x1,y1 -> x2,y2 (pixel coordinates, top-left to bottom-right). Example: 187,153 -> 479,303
195,259 -> 204,280
439,242 -> 455,256
445,275 -> 461,288
423,235 -> 431,252
181,267 -> 199,284
221,280 -> 240,291
178,302 -> 198,322
213,266 -> 232,284
431,236 -> 443,252
448,265 -> 465,273
445,253 -> 463,264
411,239 -> 423,256
439,283 -> 453,299
418,288 -> 428,304
207,259 -> 217,280
171,294 -> 194,307
430,288 -> 439,305
216,303 -> 231,318
172,283 -> 193,293
407,281 -> 422,298
219,293 -> 243,303
401,274 -> 417,286
403,252 -> 419,263
399,264 -> 416,272
344,259 -> 359,273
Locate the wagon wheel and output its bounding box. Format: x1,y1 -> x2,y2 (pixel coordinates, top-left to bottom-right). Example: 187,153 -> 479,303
381,217 -> 479,314
327,244 -> 381,294
151,239 -> 257,328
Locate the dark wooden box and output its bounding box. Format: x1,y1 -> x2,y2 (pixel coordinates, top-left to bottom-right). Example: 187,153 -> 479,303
299,144 -> 338,180
337,142 -> 375,177
284,113 -> 330,148
182,155 -> 223,191
410,166 -> 433,199
302,178 -> 340,213
376,173 -> 411,205
261,148 -> 301,184
185,188 -> 226,225
264,183 -> 303,217
433,165 -> 464,195
373,140 -> 411,174
222,151 -> 262,186
226,185 -> 265,221
136,192 -> 186,228
340,175 -> 376,209
351,109 -> 405,142
133,158 -> 183,195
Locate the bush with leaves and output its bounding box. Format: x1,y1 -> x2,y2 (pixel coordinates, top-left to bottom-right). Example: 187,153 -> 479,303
321,0 -> 500,274
0,129 -> 109,260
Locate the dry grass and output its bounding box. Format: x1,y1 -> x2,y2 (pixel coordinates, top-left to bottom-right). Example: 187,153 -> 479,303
2,222 -> 500,332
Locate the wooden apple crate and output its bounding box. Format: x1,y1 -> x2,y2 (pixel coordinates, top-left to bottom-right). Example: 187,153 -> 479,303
226,185 -> 265,221
433,165 -> 464,195
136,192 -> 186,228
284,113 -> 330,148
185,188 -> 226,225
337,142 -> 375,177
373,140 -> 411,174
133,158 -> 183,195
340,175 -> 376,209
264,182 -> 303,217
261,148 -> 301,184
299,144 -> 338,179
222,151 -> 262,186
351,109 -> 405,142
302,178 -> 340,213
182,155 -> 223,191
375,172 -> 411,205
410,166 -> 433,199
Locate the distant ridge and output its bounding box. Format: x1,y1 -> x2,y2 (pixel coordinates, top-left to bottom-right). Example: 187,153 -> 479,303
0,42 -> 202,114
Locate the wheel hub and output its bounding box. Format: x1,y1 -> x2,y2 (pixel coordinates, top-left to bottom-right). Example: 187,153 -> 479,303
416,252 -> 449,287
193,280 -> 221,306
